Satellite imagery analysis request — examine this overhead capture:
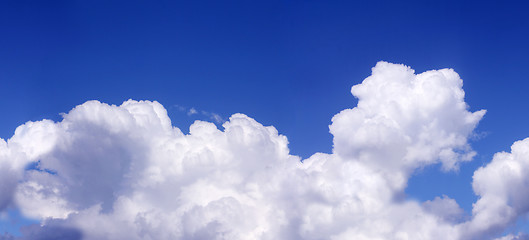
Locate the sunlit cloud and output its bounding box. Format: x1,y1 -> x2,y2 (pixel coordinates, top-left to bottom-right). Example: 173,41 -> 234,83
0,62 -> 527,240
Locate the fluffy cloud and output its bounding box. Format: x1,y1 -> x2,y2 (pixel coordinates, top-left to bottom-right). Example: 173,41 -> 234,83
462,138 -> 529,239
0,120 -> 58,210
331,62 -> 484,173
0,62 -> 526,239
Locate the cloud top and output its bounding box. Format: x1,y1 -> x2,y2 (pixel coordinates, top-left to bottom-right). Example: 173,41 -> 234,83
1,62 -> 527,239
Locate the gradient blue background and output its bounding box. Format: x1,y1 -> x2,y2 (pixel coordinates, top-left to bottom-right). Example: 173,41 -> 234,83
1,0 -> 528,235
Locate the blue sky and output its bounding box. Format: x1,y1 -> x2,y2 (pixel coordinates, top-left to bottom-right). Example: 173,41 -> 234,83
1,0 -> 529,239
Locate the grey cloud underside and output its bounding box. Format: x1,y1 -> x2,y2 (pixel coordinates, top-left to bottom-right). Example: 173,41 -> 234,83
0,62 -> 527,239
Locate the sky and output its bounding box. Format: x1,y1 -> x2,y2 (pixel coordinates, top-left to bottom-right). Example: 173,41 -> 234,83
0,0 -> 529,239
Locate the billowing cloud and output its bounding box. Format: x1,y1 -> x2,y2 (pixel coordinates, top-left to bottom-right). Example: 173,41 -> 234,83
0,62 -> 527,239
462,138 -> 529,239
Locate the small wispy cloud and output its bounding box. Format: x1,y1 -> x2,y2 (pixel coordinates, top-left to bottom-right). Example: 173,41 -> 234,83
187,108 -> 198,116
201,110 -> 224,124
173,104 -> 186,112
174,105 -> 225,124
210,113 -> 223,124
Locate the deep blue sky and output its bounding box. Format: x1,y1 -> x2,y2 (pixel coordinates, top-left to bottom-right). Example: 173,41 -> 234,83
1,0 -> 529,235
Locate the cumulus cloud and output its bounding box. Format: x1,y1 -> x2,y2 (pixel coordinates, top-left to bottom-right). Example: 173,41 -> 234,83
0,61 -> 526,239
331,62 -> 484,174
461,138 -> 529,239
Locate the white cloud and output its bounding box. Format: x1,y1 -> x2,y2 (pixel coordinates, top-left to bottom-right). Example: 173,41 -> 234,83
460,138 -> 529,239
331,62 -> 485,174
0,62 -> 526,239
